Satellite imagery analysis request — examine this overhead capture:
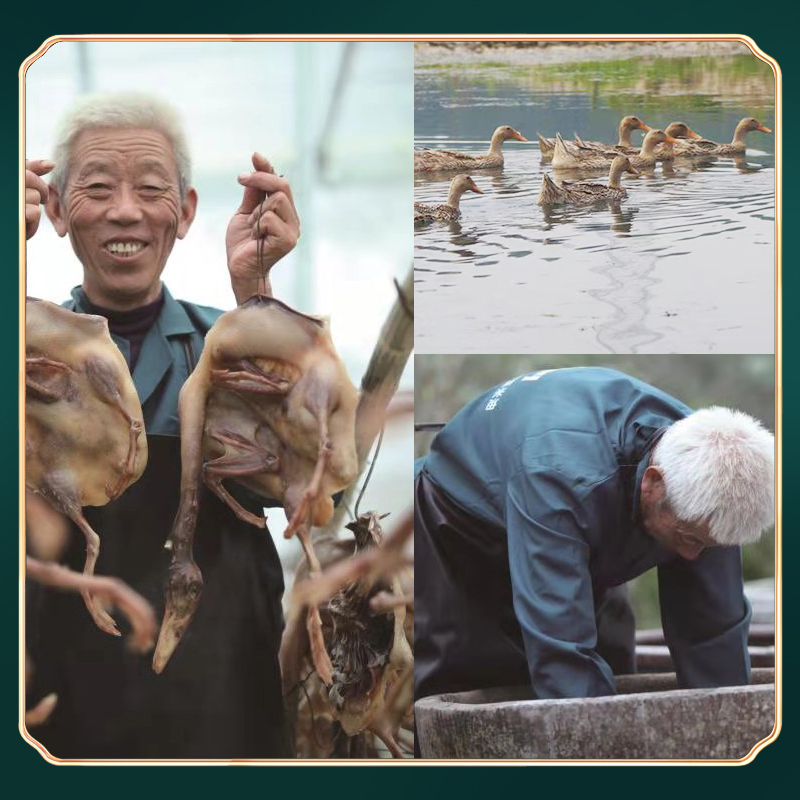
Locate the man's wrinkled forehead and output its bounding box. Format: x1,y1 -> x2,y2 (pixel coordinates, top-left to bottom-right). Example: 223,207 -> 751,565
74,157 -> 174,183
68,128 -> 179,184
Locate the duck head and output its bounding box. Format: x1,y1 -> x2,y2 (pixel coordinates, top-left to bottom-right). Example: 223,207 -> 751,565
734,117 -> 772,139
641,129 -> 681,153
665,122 -> 704,140
619,116 -> 651,139
447,175 -> 484,205
152,559 -> 203,673
489,125 -> 528,151
609,155 -> 639,186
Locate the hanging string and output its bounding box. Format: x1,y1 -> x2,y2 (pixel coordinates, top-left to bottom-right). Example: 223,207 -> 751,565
255,197 -> 267,297
354,426 -> 385,520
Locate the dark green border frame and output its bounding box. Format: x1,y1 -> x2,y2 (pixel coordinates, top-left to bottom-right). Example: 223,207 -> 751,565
4,7 -> 792,784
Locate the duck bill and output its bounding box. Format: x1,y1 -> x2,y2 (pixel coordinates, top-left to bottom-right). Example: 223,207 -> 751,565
665,135 -> 681,144
627,164 -> 640,175
757,124 -> 772,134
152,609 -> 190,674
513,131 -> 529,142
638,123 -> 652,132
470,185 -> 484,194
685,127 -> 703,140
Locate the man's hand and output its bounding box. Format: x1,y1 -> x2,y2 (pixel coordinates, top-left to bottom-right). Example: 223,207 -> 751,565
25,159 -> 55,240
226,153 -> 300,305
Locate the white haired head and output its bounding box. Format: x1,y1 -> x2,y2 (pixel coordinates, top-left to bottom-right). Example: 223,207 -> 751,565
652,407 -> 774,546
50,92 -> 192,200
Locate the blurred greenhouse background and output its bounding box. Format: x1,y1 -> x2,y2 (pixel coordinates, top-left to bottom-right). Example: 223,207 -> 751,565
24,39 -> 414,566
415,354 -> 776,628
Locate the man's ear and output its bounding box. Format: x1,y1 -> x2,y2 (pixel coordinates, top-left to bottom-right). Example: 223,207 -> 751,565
641,465 -> 665,502
45,183 -> 69,237
177,188 -> 198,239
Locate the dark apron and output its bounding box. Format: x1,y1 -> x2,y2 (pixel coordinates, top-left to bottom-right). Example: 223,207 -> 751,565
26,434 -> 292,759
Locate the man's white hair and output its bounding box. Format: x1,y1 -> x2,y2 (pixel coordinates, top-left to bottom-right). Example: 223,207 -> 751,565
653,407 -> 775,546
50,92 -> 192,199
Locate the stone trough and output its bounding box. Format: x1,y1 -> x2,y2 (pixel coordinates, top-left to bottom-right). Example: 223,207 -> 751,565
415,669 -> 775,760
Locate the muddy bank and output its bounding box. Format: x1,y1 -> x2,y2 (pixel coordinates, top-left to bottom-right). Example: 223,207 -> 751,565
415,40 -> 754,68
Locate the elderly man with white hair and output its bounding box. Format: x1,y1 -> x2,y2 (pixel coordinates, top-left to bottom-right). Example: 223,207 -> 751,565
25,93 -> 300,757
414,366 -> 774,705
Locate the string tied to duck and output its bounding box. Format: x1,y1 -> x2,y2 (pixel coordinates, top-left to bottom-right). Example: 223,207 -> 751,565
255,197 -> 268,298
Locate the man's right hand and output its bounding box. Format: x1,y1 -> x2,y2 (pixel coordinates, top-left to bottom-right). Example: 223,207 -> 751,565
26,159 -> 55,240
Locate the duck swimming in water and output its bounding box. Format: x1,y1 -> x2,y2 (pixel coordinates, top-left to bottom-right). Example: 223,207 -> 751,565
577,122 -> 706,159
414,175 -> 484,222
664,117 -> 772,157
540,115 -> 652,157
651,122 -> 708,159
552,129 -> 680,170
537,155 -> 639,205
414,126 -> 528,172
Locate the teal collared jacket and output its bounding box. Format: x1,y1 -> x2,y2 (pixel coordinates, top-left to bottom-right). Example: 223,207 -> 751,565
64,284 -> 223,436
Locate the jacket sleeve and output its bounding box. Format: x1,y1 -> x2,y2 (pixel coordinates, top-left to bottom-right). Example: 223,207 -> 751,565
658,545 -> 751,688
505,467 -> 616,699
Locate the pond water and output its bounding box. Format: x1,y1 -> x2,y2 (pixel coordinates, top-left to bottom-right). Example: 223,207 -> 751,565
414,55 -> 776,354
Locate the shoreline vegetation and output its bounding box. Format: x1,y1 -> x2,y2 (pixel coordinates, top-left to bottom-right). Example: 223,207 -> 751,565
414,50 -> 774,113
415,40 -> 754,68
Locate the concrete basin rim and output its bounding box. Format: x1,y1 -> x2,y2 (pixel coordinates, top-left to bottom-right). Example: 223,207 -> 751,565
415,682 -> 775,715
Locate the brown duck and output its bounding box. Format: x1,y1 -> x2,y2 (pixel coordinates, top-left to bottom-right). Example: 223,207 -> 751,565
538,155 -> 639,205
664,117 -> 772,157
540,115 -> 652,157
552,129 -> 681,170
414,126 -> 528,172
414,175 -> 484,222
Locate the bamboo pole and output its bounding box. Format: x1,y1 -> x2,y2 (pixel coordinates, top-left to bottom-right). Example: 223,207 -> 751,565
355,266 -> 414,464
319,267 -> 414,536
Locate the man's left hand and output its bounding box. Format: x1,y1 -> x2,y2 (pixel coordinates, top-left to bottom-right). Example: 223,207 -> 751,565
226,152 -> 300,305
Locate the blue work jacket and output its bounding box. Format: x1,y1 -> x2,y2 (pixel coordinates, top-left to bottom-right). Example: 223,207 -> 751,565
64,284 -> 223,436
415,367 -> 751,700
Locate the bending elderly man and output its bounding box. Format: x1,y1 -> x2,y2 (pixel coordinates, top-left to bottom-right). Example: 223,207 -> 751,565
25,93 -> 299,757
414,367 -> 774,703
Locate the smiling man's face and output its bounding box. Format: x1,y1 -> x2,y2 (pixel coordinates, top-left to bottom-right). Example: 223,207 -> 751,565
47,127 -> 197,310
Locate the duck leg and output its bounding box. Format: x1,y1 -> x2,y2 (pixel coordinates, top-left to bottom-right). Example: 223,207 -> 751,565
26,556 -> 156,652
368,722 -> 404,759
294,519 -> 334,687
34,476 -> 120,637
35,481 -> 121,636
83,356 -> 143,501
283,415 -> 331,539
71,511 -> 122,636
281,416 -> 335,684
203,428 -> 280,528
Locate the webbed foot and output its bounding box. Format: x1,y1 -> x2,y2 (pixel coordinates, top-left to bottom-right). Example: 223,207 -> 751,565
210,360 -> 294,396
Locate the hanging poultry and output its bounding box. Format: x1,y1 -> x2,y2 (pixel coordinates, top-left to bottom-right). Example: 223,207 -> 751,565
326,512 -> 413,756
25,298 -> 147,637
285,511 -> 414,757
152,294 -> 359,682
